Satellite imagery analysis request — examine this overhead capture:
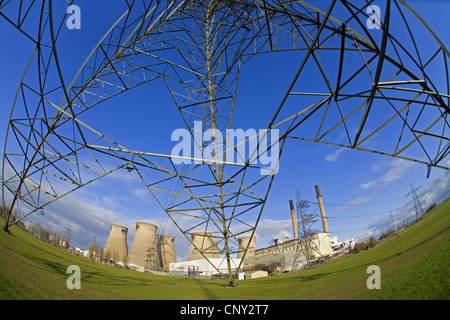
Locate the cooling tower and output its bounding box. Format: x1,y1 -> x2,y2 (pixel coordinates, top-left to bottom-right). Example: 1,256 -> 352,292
102,224 -> 128,262
237,236 -> 257,259
315,185 -> 330,233
158,235 -> 177,271
127,222 -> 158,269
187,232 -> 220,261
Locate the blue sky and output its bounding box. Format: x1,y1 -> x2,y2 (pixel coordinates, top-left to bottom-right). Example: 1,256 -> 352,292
1,1 -> 449,260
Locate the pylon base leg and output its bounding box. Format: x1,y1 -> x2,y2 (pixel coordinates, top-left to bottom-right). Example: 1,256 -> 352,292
225,281 -> 238,288
2,225 -> 12,234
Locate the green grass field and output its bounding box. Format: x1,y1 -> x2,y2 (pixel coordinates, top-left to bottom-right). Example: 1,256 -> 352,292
0,199 -> 449,300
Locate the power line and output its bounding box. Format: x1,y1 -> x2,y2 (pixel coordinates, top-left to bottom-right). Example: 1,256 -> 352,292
331,219 -> 392,234
327,210 -> 391,219
310,196 -> 404,207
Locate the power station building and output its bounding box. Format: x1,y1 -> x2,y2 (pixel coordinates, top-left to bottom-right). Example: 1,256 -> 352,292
169,257 -> 242,278
241,232 -> 333,271
102,221 -> 177,272
103,185 -> 351,276
170,185 -> 342,276
237,236 -> 257,259
127,222 -> 159,269
239,185 -> 340,271
187,232 -> 220,261
102,224 -> 128,262
158,235 -> 177,270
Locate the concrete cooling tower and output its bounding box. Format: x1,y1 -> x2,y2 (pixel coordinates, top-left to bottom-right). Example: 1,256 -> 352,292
127,222 -> 158,269
102,224 -> 128,262
187,232 -> 220,261
158,235 -> 177,271
237,236 -> 257,259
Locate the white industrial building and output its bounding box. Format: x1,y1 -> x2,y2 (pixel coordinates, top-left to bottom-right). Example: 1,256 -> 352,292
243,270 -> 269,279
242,231 -> 334,271
330,236 -> 355,252
169,258 -> 242,277
240,186 -> 355,271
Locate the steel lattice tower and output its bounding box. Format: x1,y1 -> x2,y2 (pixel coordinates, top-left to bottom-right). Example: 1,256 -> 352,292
1,0 -> 449,286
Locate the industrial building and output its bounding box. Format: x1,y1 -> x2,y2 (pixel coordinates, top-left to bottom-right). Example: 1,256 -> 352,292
102,224 -> 128,262
187,232 -> 220,261
158,235 -> 177,270
240,185 -> 353,271
330,236 -> 355,253
170,258 -> 242,278
170,233 -> 256,278
237,236 -> 257,259
241,232 -> 333,271
167,232 -> 225,277
103,185 -> 353,277
127,222 -> 159,269
102,221 -> 177,272
167,185 -> 355,277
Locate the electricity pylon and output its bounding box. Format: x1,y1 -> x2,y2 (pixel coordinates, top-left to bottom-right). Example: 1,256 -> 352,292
405,184 -> 425,221
1,0 -> 449,286
292,190 -> 320,270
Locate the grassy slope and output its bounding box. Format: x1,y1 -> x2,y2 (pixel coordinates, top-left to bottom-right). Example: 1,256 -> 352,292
0,199 -> 448,300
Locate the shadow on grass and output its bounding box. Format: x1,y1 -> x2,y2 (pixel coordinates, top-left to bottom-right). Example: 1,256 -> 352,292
192,278 -> 220,300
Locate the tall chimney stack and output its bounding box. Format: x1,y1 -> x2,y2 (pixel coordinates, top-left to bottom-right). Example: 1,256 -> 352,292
314,185 -> 329,233
289,200 -> 299,239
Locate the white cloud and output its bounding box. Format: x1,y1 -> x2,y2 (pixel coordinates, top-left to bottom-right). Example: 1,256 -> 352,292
337,195 -> 376,212
325,148 -> 345,162
360,158 -> 415,189
104,167 -> 141,184
420,169 -> 450,208
253,218 -> 295,246
131,187 -> 152,201
27,192 -> 130,248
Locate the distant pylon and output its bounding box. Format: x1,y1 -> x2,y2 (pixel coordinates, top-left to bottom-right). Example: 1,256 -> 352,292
405,184 -> 425,221
291,190 -> 320,270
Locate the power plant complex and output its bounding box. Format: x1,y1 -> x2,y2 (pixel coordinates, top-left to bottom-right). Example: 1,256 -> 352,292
238,185 -> 339,272
102,222 -> 177,272
102,185 -> 354,277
